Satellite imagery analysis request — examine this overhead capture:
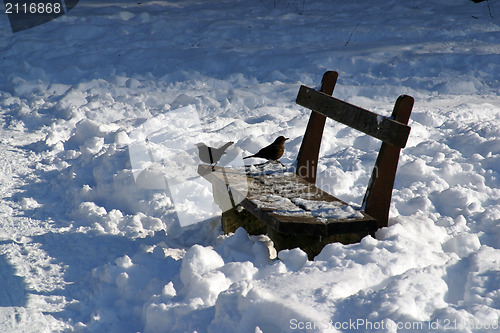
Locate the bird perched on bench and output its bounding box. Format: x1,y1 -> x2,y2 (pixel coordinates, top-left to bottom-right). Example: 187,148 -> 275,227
195,141 -> 234,166
243,136 -> 289,164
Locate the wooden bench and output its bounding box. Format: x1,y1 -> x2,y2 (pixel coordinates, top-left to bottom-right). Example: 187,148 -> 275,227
198,71 -> 414,259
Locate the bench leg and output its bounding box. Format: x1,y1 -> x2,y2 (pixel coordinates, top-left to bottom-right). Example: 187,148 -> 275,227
362,95 -> 414,229
221,206 -> 268,235
296,71 -> 338,184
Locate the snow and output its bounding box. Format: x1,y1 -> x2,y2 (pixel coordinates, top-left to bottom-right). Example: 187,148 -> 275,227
291,198 -> 364,220
1,0 -> 500,332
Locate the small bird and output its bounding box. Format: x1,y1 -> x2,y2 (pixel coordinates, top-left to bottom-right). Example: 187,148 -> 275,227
195,141 -> 234,166
243,136 -> 289,163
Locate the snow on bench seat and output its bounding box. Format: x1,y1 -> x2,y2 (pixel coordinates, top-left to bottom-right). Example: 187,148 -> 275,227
198,164 -> 377,236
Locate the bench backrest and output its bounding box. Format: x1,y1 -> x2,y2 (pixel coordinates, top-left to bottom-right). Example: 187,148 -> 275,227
296,86 -> 411,148
295,71 -> 414,228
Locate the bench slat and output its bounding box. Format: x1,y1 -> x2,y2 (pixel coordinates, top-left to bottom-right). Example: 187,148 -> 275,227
198,165 -> 377,236
296,85 -> 411,148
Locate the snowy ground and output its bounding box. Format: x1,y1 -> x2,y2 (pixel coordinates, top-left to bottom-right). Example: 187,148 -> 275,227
0,0 -> 500,332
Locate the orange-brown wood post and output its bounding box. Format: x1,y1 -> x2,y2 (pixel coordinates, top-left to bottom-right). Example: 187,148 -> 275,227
296,71 -> 338,184
362,95 -> 414,229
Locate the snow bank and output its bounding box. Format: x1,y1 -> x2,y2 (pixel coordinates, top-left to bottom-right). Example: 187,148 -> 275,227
0,0 -> 499,332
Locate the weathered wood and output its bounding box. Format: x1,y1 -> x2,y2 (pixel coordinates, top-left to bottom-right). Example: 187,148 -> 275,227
200,71 -> 413,259
296,85 -> 411,148
296,71 -> 338,184
221,206 -> 267,235
198,165 -> 377,236
362,95 -> 414,229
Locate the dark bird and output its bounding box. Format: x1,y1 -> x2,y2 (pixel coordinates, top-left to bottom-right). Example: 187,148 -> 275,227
195,141 -> 234,166
243,136 -> 289,162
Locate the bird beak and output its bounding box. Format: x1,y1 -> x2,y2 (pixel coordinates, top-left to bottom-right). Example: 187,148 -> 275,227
285,137 -> 289,141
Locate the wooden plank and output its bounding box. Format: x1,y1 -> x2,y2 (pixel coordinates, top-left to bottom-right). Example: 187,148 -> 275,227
198,165 -> 377,236
296,85 -> 411,148
296,71 -> 338,184
362,95 -> 414,228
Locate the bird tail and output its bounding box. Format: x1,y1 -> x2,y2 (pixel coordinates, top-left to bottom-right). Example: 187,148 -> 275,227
219,141 -> 234,150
